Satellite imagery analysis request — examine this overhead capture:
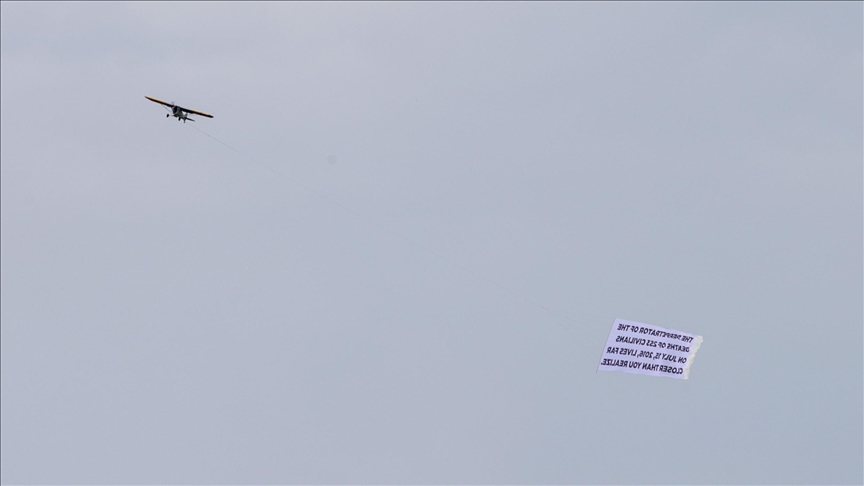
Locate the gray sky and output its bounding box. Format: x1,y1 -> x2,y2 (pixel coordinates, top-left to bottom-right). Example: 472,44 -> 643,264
1,2 -> 861,484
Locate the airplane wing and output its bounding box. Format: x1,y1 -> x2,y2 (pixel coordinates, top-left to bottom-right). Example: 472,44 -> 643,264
145,96 -> 173,107
182,107 -> 214,118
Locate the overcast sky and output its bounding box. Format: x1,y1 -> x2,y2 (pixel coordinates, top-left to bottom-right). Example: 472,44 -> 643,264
1,2 -> 861,484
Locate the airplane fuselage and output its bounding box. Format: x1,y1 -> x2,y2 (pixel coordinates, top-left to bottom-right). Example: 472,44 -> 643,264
170,105 -> 193,122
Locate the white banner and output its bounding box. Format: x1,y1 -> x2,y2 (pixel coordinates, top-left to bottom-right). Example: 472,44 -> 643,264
598,318 -> 703,379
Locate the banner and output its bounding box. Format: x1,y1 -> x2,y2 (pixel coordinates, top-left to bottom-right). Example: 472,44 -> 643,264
598,318 -> 703,379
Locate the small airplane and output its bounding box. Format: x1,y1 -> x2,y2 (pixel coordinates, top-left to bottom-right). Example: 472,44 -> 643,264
146,96 -> 213,123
